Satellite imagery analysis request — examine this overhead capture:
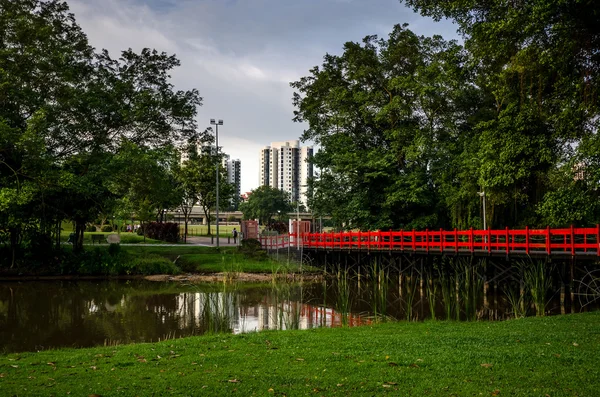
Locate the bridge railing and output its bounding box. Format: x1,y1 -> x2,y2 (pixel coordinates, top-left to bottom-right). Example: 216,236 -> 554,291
293,225 -> 600,256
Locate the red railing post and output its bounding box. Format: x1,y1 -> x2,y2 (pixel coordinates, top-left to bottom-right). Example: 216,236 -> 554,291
487,228 -> 492,253
440,228 -> 444,252
597,224 -> 600,257
454,228 -> 458,253
425,229 -> 429,252
358,230 -> 361,250
546,225 -> 551,255
412,229 -> 416,251
505,227 -> 509,256
470,227 -> 474,252
525,225 -> 530,255
400,229 -> 404,251
389,229 -> 393,251
570,224 -> 575,256
368,230 -> 371,251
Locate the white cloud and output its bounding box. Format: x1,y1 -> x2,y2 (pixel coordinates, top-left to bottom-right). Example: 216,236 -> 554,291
68,0 -> 458,193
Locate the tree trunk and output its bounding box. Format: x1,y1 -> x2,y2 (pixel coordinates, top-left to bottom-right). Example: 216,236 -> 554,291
204,208 -> 211,236
9,227 -> 19,269
184,219 -> 188,243
74,220 -> 86,252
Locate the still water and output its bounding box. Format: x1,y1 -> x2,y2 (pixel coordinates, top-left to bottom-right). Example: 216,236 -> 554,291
0,277 -> 589,353
0,280 -> 363,353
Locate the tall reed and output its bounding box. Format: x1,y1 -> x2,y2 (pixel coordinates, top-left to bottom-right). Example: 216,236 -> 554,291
403,271 -> 418,321
334,265 -> 352,326
368,259 -> 389,322
425,269 -> 438,320
435,257 -> 456,320
504,284 -> 528,318
452,258 -> 484,321
521,259 -> 553,317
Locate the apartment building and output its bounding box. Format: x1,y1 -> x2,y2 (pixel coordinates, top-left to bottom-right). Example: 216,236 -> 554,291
222,154 -> 242,210
259,140 -> 313,208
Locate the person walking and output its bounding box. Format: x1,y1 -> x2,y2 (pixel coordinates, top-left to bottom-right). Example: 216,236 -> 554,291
232,228 -> 238,244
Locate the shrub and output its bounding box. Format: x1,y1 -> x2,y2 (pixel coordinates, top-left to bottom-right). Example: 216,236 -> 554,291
269,221 -> 288,234
127,255 -> 181,275
86,225 -> 96,232
139,222 -> 179,243
238,238 -> 268,261
101,225 -> 113,232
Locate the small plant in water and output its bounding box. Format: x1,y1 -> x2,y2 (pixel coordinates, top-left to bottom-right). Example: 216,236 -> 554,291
505,284 -> 528,319
521,259 -> 553,317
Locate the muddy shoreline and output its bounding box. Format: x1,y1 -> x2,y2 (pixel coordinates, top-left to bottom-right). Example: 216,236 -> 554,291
0,272 -> 324,283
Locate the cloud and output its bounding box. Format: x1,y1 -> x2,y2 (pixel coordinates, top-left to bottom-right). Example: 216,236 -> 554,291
68,0 -> 459,193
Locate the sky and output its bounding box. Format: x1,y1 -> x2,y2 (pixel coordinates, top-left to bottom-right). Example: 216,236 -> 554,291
67,0 -> 459,193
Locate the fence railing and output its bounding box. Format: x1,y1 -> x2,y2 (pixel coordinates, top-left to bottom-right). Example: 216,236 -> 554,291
260,226 -> 600,256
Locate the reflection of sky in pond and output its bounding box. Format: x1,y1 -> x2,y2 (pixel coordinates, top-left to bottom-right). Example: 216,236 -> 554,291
0,276 -> 583,353
0,281 -> 367,353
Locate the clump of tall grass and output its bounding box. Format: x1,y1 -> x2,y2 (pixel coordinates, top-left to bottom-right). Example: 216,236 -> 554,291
334,266 -> 353,326
199,290 -> 236,334
425,271 -> 438,320
435,257 -> 456,320
401,271 -> 419,321
367,259 -> 389,322
521,259 -> 553,317
452,258 -> 484,321
505,284 -> 528,318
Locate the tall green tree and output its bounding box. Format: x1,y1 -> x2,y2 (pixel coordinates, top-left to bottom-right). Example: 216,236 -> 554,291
292,25 -> 480,230
239,185 -> 293,227
402,0 -> 600,227
183,136 -> 234,236
0,0 -> 203,258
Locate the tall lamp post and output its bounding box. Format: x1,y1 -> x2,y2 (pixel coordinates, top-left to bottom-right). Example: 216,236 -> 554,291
210,119 -> 223,248
478,191 -> 487,230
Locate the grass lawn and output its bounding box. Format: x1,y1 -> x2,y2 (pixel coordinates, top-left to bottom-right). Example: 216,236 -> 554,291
1,312 -> 599,396
119,245 -> 313,274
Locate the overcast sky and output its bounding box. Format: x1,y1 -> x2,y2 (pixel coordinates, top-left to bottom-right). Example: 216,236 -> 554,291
68,0 -> 459,193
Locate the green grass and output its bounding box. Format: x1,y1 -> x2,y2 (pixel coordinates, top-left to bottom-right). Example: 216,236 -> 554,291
1,312 -> 599,395
119,245 -> 314,274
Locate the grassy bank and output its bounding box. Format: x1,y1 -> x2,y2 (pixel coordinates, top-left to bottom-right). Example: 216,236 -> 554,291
0,244 -> 309,277
120,245 -> 310,274
1,312 -> 599,395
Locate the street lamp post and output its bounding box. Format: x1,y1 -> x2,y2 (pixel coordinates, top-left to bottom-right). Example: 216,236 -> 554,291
478,191 -> 487,230
210,119 -> 223,248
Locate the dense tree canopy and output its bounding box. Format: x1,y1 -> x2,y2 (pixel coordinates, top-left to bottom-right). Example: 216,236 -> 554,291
292,1 -> 600,231
0,0 -> 205,265
239,186 -> 293,226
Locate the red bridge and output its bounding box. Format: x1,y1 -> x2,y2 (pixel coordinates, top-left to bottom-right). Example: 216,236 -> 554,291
260,225 -> 600,258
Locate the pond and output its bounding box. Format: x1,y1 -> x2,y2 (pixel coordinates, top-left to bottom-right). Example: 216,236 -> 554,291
0,275 -> 595,353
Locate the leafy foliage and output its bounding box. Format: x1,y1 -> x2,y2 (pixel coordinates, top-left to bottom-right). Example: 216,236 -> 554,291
140,222 -> 180,243
293,4 -> 600,230
239,186 -> 293,226
0,0 -> 203,266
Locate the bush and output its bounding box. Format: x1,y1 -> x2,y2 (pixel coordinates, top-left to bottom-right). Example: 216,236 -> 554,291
127,255 -> 181,275
269,221 -> 288,234
86,225 -> 96,232
139,222 -> 179,243
101,225 -> 113,232
238,238 -> 268,261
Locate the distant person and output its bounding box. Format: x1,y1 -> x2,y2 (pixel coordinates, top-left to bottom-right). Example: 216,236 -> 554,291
232,228 -> 238,244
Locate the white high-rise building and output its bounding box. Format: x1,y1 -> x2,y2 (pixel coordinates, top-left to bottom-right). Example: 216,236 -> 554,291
259,140 -> 313,208
222,154 -> 242,210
